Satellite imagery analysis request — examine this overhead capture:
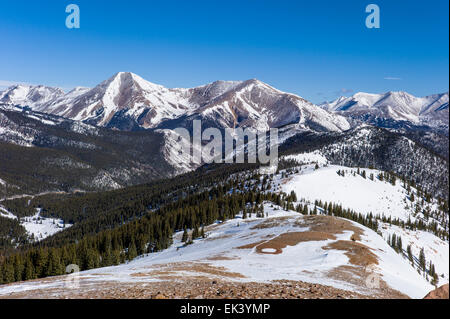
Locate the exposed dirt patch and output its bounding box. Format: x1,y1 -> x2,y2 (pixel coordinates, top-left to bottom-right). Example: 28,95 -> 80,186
236,240 -> 266,249
205,255 -> 239,261
255,231 -> 336,255
295,215 -> 363,241
207,234 -> 232,241
131,262 -> 246,280
250,216 -> 293,229
323,240 -> 378,267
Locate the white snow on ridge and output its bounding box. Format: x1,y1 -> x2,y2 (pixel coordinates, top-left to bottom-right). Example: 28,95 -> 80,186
20,209 -> 71,242
0,207 -> 71,241
282,165 -> 417,221
0,206 -> 16,219
283,151 -> 328,166
24,114 -> 57,126
279,163 -> 449,286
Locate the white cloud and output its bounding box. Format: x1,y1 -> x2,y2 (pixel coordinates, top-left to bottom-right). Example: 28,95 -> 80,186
384,77 -> 402,80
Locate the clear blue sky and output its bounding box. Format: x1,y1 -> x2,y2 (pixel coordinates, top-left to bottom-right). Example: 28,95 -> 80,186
0,0 -> 448,103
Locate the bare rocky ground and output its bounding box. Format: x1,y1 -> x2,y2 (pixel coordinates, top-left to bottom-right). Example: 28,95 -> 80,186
0,277 -> 408,299
423,284 -> 449,299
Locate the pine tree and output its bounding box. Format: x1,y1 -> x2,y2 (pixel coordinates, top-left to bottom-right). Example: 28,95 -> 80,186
407,245 -> 414,266
181,227 -> 188,243
419,248 -> 426,273
35,248 -> 48,278
396,236 -> 402,253
3,262 -> 15,284
23,257 -> 36,281
192,225 -> 199,239
47,249 -> 62,277
127,240 -> 137,261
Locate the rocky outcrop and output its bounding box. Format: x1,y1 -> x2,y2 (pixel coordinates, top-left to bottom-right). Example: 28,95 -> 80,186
423,284 -> 449,299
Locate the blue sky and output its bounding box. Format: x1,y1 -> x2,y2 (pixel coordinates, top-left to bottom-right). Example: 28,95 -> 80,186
0,0 -> 448,103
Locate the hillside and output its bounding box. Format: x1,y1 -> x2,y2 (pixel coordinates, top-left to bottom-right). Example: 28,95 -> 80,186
0,204 -> 433,299
0,159 -> 447,299
0,108 -> 175,197
278,162 -> 449,283
280,126 -> 449,200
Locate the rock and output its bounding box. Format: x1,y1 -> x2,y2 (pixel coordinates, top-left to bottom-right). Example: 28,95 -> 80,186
423,284 -> 449,299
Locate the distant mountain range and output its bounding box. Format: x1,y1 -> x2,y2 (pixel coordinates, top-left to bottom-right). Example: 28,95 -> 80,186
320,91 -> 449,129
1,73 -> 447,135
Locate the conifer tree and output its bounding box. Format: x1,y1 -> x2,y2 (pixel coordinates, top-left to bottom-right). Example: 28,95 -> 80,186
181,227 -> 188,243
407,245 -> 414,266
419,248 -> 426,273
192,225 -> 200,239
127,240 -> 137,261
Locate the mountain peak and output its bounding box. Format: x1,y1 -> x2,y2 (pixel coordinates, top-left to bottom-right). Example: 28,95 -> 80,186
107,71 -> 143,83
111,71 -> 139,78
321,90 -> 449,128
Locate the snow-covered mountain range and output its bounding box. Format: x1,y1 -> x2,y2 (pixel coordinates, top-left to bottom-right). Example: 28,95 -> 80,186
3,73 -> 447,135
0,72 -> 350,133
0,85 -> 65,110
320,91 -> 449,129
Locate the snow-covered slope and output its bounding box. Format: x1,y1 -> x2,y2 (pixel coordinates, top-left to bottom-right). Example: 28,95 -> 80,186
419,93 -> 450,127
320,91 -> 449,128
38,87 -> 90,113
0,85 -> 65,109
0,206 -> 70,242
0,204 -> 435,298
279,163 -> 449,284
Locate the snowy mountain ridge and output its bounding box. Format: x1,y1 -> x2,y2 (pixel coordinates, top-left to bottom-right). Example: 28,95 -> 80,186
320,91 -> 449,128
0,72 -> 350,133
